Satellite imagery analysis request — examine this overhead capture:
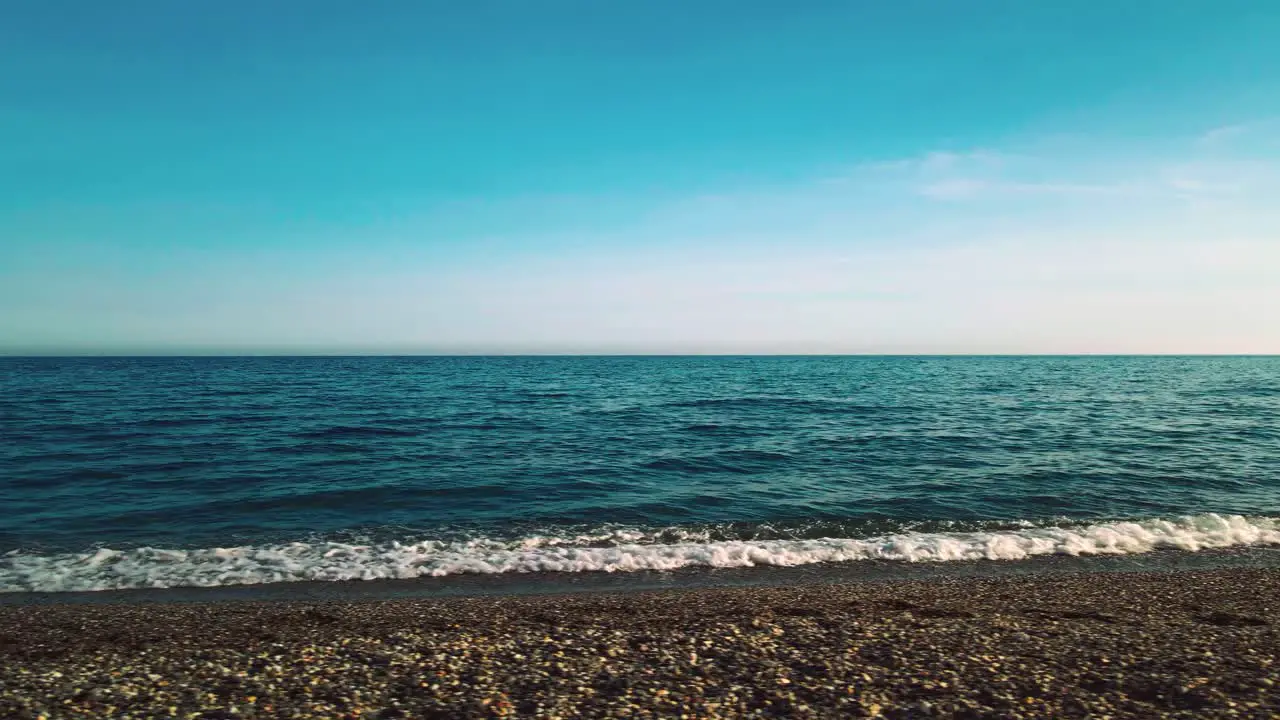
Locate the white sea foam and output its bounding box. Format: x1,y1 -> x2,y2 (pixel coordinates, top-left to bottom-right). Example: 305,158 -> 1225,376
3,513 -> 1278,593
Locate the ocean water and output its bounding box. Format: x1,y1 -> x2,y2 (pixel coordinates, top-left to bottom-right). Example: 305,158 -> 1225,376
2,355 -> 1279,594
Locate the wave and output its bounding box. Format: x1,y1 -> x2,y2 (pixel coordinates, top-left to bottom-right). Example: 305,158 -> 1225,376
2,513 -> 1278,593
663,397 -> 896,415
294,425 -> 424,440
641,450 -> 793,474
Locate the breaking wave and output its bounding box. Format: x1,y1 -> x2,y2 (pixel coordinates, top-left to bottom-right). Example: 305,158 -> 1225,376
3,513 -> 1279,593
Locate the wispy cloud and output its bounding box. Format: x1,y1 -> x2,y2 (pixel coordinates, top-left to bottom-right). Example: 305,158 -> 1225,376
872,129 -> 1280,207
917,177 -> 1141,200
432,123 -> 1280,353
1196,118 -> 1280,148
1198,123 -> 1249,147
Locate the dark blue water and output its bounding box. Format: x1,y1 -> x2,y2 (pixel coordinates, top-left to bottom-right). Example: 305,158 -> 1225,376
2,356 -> 1279,593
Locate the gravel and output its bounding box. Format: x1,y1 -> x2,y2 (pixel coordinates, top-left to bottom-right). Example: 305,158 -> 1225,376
2,567 -> 1279,718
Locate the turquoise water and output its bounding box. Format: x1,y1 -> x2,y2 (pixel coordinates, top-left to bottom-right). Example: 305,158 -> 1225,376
2,356 -> 1278,592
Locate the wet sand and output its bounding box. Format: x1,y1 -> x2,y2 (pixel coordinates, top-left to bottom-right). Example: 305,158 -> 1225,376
2,567 -> 1278,718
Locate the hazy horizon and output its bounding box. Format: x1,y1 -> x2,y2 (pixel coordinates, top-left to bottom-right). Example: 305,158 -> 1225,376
4,2 -> 1279,355
4,349 -> 1279,358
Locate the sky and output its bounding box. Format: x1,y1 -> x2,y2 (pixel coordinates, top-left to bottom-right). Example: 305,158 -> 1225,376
2,0 -> 1279,354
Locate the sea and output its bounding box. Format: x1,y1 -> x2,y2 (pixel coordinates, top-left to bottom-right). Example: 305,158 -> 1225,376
2,355 -> 1279,599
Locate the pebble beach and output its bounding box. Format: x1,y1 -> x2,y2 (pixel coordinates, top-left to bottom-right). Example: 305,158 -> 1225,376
2,567 -> 1279,719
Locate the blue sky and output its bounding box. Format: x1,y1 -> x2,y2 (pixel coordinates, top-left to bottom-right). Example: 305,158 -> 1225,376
2,0 -> 1279,353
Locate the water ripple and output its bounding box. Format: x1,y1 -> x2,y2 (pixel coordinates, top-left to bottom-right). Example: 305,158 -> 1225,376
1,355 -> 1278,559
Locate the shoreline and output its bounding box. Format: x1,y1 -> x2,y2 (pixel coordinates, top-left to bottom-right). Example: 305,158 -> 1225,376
3,567 -> 1279,718
6,543 -> 1280,607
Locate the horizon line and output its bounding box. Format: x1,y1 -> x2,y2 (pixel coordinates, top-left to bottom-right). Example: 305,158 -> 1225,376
2,352 -> 1277,359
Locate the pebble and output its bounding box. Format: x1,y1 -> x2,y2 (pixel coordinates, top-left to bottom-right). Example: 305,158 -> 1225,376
1,567 -> 1278,718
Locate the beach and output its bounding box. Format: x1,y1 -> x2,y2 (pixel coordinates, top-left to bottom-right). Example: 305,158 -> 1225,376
3,567 -> 1278,719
